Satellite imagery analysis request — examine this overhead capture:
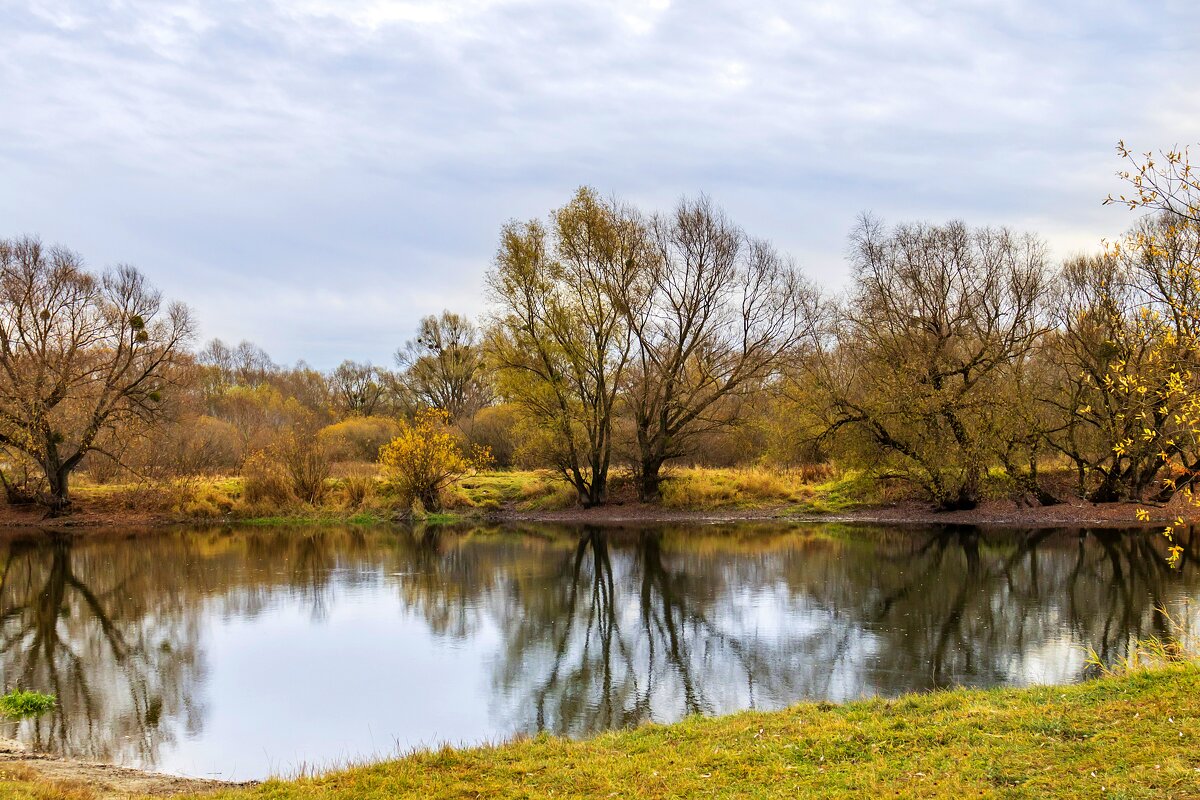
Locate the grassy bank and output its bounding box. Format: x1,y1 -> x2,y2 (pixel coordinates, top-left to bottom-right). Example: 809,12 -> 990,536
4,665 -> 1199,799
53,466 -> 882,527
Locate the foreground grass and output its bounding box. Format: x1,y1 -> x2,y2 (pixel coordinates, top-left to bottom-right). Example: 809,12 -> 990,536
3,668 -> 1199,798
211,667 -> 1198,799
0,690 -> 55,720
33,664 -> 1200,799
221,666 -> 1200,798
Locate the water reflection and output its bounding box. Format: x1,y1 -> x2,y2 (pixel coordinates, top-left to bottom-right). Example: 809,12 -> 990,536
0,523 -> 1194,778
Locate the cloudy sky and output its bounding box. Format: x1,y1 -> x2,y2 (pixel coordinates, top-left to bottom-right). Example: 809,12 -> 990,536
1,1 -> 1197,367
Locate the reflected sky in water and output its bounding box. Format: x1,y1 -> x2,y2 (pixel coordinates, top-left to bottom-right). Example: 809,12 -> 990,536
0,522 -> 1195,780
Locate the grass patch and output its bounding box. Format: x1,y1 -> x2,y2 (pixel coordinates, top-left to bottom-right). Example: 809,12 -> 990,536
450,470 -> 577,511
0,689 -> 55,720
133,664 -> 1200,799
66,464 -> 958,522
657,465 -> 872,512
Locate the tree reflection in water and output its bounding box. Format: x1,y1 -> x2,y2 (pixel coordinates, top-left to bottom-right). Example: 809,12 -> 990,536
0,523 -> 1194,772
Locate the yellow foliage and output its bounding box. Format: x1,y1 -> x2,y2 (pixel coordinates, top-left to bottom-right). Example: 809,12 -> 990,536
379,409 -> 489,512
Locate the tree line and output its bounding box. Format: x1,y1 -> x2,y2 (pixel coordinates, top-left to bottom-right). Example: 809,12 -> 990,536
2,142 -> 1199,513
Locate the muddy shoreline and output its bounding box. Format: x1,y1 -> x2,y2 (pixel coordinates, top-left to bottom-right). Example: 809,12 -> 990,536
0,495 -> 1182,535
0,738 -> 247,797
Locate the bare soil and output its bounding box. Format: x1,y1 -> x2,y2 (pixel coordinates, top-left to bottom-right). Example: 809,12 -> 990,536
0,493 -> 1184,535
0,738 -> 245,798
493,494 -> 1186,528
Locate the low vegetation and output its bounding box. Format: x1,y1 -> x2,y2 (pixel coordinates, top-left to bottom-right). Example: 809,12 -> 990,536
3,666 -> 1198,798
47,464 -> 890,525
0,689 -> 55,720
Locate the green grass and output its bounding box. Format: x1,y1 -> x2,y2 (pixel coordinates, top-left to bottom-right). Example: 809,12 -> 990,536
5,666 -> 1200,797
657,466 -> 873,512
235,511 -> 396,527
82,665 -> 1188,798
0,689 -> 55,720
450,470 -> 577,511
206,665 -> 1200,799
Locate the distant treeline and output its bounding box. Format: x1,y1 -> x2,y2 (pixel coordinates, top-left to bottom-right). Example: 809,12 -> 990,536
1,142 -> 1199,512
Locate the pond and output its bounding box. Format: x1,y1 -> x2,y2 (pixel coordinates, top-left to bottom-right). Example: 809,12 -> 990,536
0,522 -> 1195,780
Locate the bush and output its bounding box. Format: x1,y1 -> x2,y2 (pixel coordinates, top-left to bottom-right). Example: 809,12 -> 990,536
463,404 -> 520,467
379,409 -> 489,512
277,427 -> 332,504
241,450 -> 293,505
339,466 -> 378,508
0,689 -> 56,719
319,416 -> 401,462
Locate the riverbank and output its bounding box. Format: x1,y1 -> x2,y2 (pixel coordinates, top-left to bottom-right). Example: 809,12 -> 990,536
3,664 -> 1198,799
0,467 -> 1186,533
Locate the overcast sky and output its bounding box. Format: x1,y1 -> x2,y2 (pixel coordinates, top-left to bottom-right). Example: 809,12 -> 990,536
1,1 -> 1197,368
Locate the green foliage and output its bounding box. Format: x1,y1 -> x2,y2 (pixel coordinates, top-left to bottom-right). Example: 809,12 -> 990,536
0,689 -> 55,719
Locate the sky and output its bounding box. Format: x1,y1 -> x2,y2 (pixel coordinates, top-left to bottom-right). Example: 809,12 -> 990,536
1,0 -> 1198,368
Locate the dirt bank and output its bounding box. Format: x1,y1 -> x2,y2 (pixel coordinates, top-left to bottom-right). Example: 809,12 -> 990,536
0,739 -> 244,798
491,494 -> 1182,528
0,493 -> 1184,535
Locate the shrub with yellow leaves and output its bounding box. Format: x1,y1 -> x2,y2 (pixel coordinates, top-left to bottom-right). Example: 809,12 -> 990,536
378,408 -> 492,512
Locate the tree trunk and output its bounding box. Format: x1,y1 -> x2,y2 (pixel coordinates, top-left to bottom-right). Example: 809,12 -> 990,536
1088,473 -> 1121,503
637,457 -> 666,503
44,465 -> 72,514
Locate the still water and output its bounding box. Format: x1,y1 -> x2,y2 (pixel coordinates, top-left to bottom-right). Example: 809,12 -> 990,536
0,522 -> 1194,780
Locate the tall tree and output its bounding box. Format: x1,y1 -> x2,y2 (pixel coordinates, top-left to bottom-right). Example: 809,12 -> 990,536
396,311 -> 491,419
620,196 -> 820,501
329,360 -> 385,416
812,217 -> 1048,510
0,237 -> 194,510
486,188 -> 649,506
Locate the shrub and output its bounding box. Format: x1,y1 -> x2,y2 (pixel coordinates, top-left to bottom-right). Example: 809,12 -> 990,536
339,466 -> 378,508
277,427 -> 332,504
241,450 -> 293,505
379,409 -> 489,512
463,404 -> 520,467
319,416 -> 401,462
0,689 -> 56,719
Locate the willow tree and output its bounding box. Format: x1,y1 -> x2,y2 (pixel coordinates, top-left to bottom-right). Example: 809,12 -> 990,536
396,311 -> 491,420
486,188 -> 649,506
0,237 -> 194,510
620,196 -> 820,501
814,217 -> 1049,510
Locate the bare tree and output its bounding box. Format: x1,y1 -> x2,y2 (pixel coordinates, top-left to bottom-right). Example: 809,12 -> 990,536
396,311 -> 491,419
0,237 -> 195,511
329,360 -> 385,416
486,188 -> 649,506
812,217 -> 1049,510
620,196 -> 820,501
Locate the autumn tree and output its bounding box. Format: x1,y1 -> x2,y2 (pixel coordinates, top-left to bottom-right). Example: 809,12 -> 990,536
0,237 -> 194,510
396,311 -> 491,419
1038,249 -> 1192,501
619,196 -> 820,501
812,217 -> 1049,510
329,359 -> 386,416
486,187 -> 649,506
